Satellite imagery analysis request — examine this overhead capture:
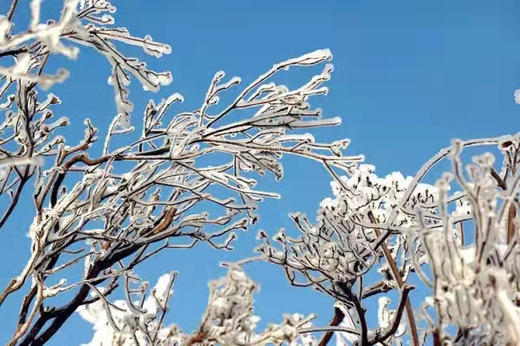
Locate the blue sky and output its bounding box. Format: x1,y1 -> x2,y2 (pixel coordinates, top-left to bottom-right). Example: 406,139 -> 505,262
0,0 -> 519,344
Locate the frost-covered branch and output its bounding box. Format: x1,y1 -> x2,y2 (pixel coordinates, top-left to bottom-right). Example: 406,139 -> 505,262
79,266 -> 318,346
0,33 -> 358,344
0,0 -> 172,235
258,132 -> 520,344
0,1 -> 366,344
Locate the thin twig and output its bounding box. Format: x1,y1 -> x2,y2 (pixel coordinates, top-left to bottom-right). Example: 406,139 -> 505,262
368,211 -> 420,346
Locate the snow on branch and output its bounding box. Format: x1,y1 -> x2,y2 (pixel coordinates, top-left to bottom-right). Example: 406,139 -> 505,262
0,0 -> 173,246
79,266 -> 317,346
3,1 -> 518,345
0,0 -> 172,124
0,39 -> 359,343
257,133 -> 520,345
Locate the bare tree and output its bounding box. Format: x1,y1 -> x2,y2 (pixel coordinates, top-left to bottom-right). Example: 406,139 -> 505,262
2,1 -> 519,346
0,1 -> 362,345
78,265 -> 319,345
258,134 -> 520,345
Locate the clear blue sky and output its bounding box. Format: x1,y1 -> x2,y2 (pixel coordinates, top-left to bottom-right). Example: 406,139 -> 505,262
0,1 -> 519,344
